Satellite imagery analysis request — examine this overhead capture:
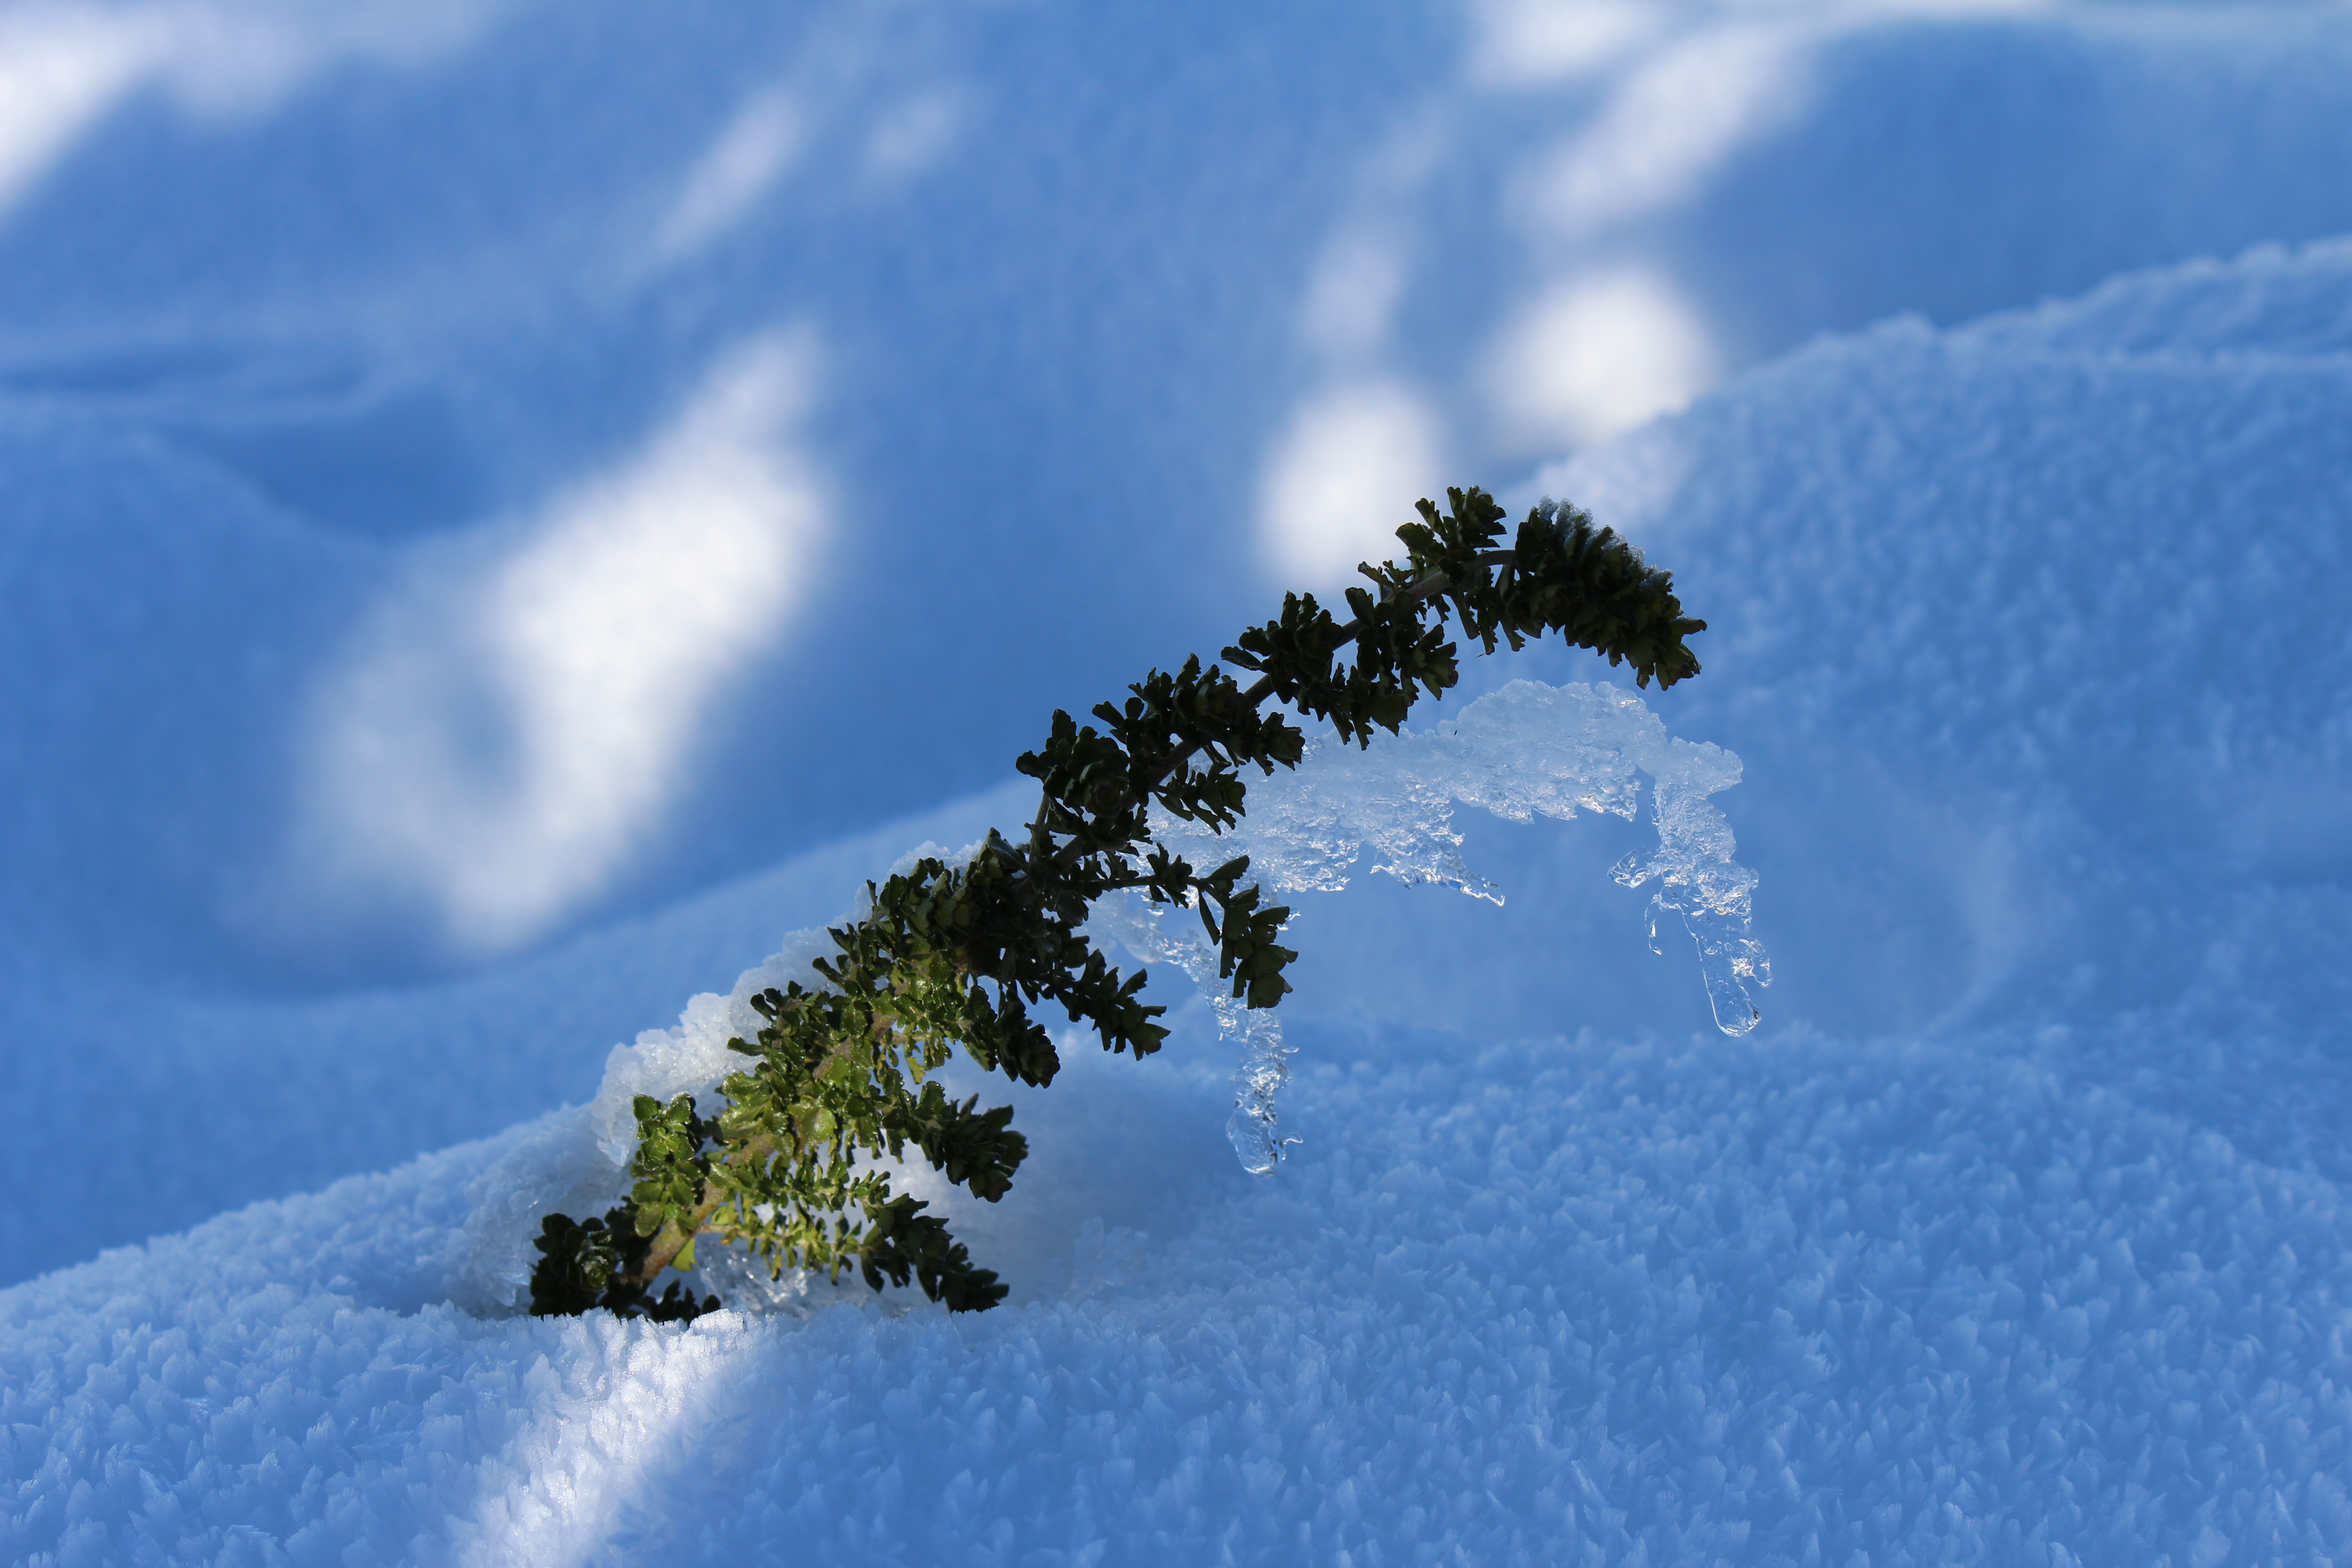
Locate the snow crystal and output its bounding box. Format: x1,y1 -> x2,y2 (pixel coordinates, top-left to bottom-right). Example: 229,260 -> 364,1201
584,927 -> 832,1168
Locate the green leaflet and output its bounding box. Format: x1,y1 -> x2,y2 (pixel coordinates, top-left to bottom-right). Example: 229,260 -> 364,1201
528,487 -> 1704,1320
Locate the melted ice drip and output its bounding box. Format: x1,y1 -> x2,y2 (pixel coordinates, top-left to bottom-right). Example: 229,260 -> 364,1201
1102,680 -> 1770,1172
1088,892 -> 1297,1174
1611,731 -> 1770,1034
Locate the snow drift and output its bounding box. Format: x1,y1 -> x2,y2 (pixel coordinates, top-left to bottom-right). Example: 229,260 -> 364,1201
10,231 -> 2352,1564
10,4 -> 2352,1563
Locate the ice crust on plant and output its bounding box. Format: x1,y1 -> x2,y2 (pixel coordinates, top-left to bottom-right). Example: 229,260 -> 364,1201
450,842 -> 1001,1311
466,682 -> 1768,1271
583,838 -> 985,1165
1103,679 -> 1769,1172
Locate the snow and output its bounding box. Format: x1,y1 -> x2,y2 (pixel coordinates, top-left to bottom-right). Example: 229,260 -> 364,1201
10,1031 -> 2350,1563
7,3 -> 2352,1563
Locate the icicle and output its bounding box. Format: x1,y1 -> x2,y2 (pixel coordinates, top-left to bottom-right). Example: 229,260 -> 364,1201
1610,734 -> 1771,1035
1087,892 -> 1300,1174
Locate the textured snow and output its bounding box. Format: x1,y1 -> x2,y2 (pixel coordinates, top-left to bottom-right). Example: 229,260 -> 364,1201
7,4 -> 2352,1564
12,234 -> 2352,1567
8,1030 -> 2350,1564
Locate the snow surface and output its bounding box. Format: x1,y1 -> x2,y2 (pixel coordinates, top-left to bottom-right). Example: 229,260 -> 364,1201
7,3 -> 2352,1563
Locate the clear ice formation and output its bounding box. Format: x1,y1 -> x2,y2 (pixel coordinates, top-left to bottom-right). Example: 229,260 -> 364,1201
1092,679 -> 1769,1174
1087,892 -> 1297,1175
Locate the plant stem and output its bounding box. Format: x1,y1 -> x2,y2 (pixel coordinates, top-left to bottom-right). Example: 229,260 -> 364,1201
638,557 -> 1502,1291
1035,558 -> 1498,889
633,1133 -> 778,1284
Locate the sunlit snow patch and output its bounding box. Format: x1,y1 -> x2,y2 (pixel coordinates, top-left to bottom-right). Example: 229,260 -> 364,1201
1256,378 -> 1448,589
1095,678 -> 1769,1173
0,0 -> 506,222
1485,268 -> 1720,452
1517,20 -> 1808,238
653,85 -> 806,264
292,331 -> 829,956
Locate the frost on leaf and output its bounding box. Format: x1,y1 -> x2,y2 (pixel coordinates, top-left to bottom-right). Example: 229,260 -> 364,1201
1096,679 -> 1769,1173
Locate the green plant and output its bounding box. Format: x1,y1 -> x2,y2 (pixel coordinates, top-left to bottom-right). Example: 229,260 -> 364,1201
529,487 -> 1706,1319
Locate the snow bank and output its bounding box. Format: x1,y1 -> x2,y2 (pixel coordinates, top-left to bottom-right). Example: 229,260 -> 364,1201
10,232 -> 2352,1563
1528,237 -> 2352,1054
12,0 -> 2352,1284
7,1028 -> 2347,1565
0,783 -> 1031,1285
6,0 -> 2352,992
10,6 -> 2352,1561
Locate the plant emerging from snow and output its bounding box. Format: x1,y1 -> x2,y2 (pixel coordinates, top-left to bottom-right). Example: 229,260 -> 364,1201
529,487 -> 1710,1320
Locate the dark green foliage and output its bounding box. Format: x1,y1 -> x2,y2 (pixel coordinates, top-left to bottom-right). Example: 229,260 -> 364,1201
528,487 -> 1704,1319
529,1212 -> 720,1322
528,1212 -> 617,1317
853,1192 -> 1009,1312
1226,490 -> 1705,743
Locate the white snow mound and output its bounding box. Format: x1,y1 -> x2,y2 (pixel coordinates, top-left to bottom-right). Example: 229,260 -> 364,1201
10,238 -> 2352,1563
